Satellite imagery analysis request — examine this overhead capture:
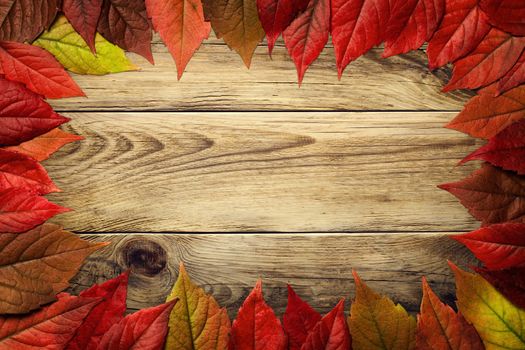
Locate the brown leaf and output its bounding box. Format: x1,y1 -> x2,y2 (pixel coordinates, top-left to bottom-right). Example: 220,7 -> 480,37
0,0 -> 59,42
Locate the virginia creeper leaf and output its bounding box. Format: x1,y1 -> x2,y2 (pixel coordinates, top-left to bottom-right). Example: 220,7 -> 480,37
145,0 -> 210,79
497,49 -> 525,94
0,0 -> 58,42
0,223 -> 107,314
349,270 -> 416,350
461,119 -> 525,174
426,0 -> 490,69
416,277 -> 483,350
283,0 -> 330,85
164,262 -> 230,350
0,78 -> 69,146
446,85 -> 525,139
474,266 -> 525,310
0,149 -> 59,194
5,128 -> 84,162
439,164 -> 525,225
443,28 -> 525,92
452,223 -> 525,269
0,188 -> 70,233
207,0 -> 265,68
229,280 -> 287,350
0,293 -> 101,349
283,285 -> 322,350
67,272 -> 129,350
480,0 -> 525,36
96,300 -> 177,350
451,262 -> 525,350
98,0 -> 154,64
62,0 -> 103,53
0,41 -> 84,99
34,16 -> 138,75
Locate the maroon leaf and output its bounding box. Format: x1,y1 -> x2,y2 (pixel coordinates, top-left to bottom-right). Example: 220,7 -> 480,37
0,0 -> 59,42
475,266 -> 525,309
480,0 -> 525,36
283,285 -> 322,350
498,49 -> 525,95
62,0 -> 103,52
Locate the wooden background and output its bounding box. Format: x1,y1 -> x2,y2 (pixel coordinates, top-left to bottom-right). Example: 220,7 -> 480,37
45,36 -> 482,317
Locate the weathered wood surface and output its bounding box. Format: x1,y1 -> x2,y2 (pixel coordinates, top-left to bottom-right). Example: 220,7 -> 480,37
45,111 -> 482,233
70,233 -> 478,317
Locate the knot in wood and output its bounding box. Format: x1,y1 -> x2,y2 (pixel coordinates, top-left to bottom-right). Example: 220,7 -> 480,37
120,239 -> 167,276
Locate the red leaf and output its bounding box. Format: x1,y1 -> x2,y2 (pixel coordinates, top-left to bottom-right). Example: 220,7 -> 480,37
331,0 -> 390,78
416,277 -> 483,350
283,0 -> 330,85
426,0 -> 490,70
283,285 -> 322,350
0,149 -> 59,194
0,294 -> 101,349
0,0 -> 59,42
439,164 -> 525,225
0,78 -> 69,146
452,223 -> 525,269
383,0 -> 445,57
256,0 -> 309,55
67,272 -> 129,350
301,299 -> 350,350
480,0 -> 525,36
229,280 -> 287,350
474,266 -> 525,309
497,49 -> 525,94
461,119 -> 525,174
96,300 -> 177,350
443,28 -> 525,92
62,0 -> 103,52
0,188 -> 70,233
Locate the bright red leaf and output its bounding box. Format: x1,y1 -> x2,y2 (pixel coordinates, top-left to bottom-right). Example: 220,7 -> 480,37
443,28 -> 525,92
480,0 -> 525,36
229,280 -> 287,350
498,49 -> 525,94
62,0 -> 103,52
67,272 -> 129,350
301,299 -> 350,350
283,0 -> 330,85
0,78 -> 69,146
475,266 -> 525,309
96,300 -> 177,350
426,0 -> 490,69
283,285 -> 322,350
0,188 -> 70,233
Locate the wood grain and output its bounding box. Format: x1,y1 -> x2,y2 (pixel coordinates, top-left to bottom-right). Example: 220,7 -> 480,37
48,37 -> 472,112
44,111 -> 482,233
70,233 -> 478,317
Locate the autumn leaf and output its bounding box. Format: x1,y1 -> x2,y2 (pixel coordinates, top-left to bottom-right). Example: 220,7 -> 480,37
145,0 -> 210,79
426,0 -> 490,69
497,49 -> 525,94
62,0 -> 103,53
451,262 -> 525,350
460,119 -> 525,174
301,299 -> 351,350
0,149 -> 59,194
67,272 -> 128,350
229,280 -> 287,350
283,285 -> 322,350
0,0 -> 59,42
5,128 -> 83,162
439,164 -> 525,225
34,16 -> 138,75
416,277 -> 483,350
474,266 -> 525,310
0,223 -> 107,314
0,188 -> 69,233
349,270 -> 416,350
480,0 -> 525,36
164,262 -> 230,350
207,0 -> 265,68
446,85 -> 525,139
0,293 -> 101,349
98,0 -> 154,64
97,300 -> 177,350
0,78 -> 69,146
283,0 -> 330,84
443,28 -> 525,92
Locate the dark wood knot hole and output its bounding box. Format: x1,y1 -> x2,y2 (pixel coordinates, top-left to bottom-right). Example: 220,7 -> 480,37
120,239 -> 167,277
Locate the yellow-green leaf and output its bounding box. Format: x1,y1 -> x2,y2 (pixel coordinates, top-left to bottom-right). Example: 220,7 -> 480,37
451,262 -> 525,350
165,262 -> 231,350
33,16 -> 138,75
349,270 -> 416,350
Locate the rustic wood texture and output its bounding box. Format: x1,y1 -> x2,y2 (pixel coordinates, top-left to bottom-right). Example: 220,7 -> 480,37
70,233 -> 478,317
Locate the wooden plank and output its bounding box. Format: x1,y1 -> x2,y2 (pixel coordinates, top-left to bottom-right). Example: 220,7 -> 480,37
45,111 -> 482,232
70,232 -> 478,317
48,37 -> 472,112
